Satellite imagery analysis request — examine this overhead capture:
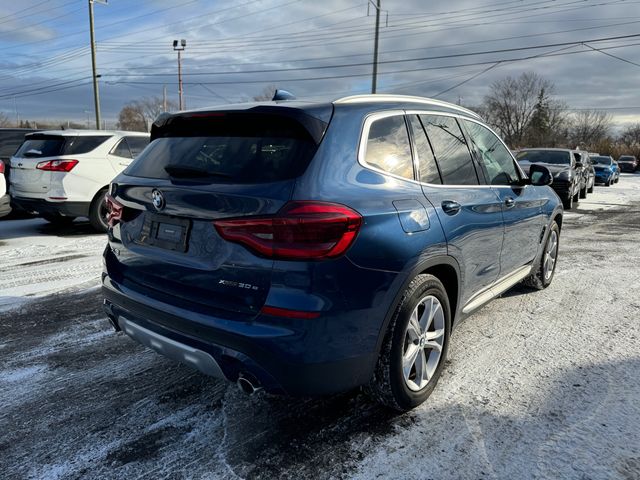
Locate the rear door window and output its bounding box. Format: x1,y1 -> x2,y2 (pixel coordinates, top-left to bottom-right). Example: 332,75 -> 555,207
125,113 -> 318,183
420,115 -> 479,185
463,120 -> 520,185
125,136 -> 149,157
363,115 -> 414,180
111,139 -> 132,158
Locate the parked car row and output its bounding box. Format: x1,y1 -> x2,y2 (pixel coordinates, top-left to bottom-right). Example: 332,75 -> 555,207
0,129 -> 149,230
514,147 -> 629,209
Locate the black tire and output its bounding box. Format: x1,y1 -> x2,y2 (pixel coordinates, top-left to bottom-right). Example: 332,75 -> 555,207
605,178 -> 611,187
573,189 -> 580,204
523,221 -> 560,290
587,181 -> 594,194
42,213 -> 75,225
365,274 -> 452,412
579,185 -> 587,199
89,188 -> 109,233
563,192 -> 574,209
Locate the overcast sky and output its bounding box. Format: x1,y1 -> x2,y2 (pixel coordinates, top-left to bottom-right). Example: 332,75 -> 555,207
1,0 -> 639,128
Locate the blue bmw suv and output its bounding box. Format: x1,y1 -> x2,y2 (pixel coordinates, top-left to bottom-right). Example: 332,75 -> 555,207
102,94 -> 562,411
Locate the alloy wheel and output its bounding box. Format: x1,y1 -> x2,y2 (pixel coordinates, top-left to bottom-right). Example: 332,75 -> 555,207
543,230 -> 558,281
402,295 -> 446,391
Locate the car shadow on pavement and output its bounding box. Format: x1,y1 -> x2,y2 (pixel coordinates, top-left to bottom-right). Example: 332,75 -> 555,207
0,218 -> 103,239
2,291 -> 639,479
35,220 -> 103,237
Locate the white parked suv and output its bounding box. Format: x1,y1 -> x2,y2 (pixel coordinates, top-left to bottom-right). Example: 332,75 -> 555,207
0,160 -> 8,218
10,130 -> 149,231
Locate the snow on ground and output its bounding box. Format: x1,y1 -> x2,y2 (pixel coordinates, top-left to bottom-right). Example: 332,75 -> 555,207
0,173 -> 639,479
0,219 -> 106,312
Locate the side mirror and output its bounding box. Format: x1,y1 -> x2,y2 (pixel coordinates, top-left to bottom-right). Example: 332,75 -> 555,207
529,164 -> 553,186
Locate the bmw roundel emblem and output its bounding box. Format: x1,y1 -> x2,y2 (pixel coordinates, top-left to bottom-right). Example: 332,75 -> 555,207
151,189 -> 165,211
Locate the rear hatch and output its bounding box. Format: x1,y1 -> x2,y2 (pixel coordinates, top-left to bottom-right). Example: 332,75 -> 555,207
107,107 -> 332,319
9,133 -> 111,197
10,135 -> 66,196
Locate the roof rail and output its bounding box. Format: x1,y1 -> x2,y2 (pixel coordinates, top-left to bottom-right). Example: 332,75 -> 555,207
334,94 -> 482,119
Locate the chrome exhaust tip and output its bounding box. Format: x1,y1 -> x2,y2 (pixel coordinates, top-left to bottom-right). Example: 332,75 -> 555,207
237,374 -> 261,395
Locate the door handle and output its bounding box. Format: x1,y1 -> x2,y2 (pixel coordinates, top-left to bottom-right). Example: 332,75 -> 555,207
441,200 -> 461,215
504,197 -> 515,209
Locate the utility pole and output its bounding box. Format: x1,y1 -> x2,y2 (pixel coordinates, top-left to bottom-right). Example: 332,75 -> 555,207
173,39 -> 186,110
162,85 -> 167,111
371,0 -> 381,94
88,0 -> 107,130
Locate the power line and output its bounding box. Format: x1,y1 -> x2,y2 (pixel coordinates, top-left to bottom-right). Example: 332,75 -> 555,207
582,42 -> 640,68
98,33 -> 640,79
102,40 -> 640,87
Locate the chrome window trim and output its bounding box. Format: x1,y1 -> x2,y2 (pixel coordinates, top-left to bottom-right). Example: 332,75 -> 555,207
336,94 -> 482,120
357,110 -> 420,185
358,109 -> 500,189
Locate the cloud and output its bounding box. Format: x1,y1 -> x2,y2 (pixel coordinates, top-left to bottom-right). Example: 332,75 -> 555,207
0,0 -> 639,128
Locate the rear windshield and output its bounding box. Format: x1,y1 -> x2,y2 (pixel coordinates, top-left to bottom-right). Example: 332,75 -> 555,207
591,156 -> 612,165
619,156 -> 635,161
125,113 -> 318,183
15,135 -> 111,158
516,150 -> 571,165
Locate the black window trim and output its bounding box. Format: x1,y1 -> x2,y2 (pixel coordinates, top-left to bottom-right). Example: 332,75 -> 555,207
405,113 -> 443,185
109,137 -> 133,159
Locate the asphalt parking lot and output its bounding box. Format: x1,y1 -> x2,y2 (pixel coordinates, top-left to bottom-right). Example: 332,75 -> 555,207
1,174 -> 639,480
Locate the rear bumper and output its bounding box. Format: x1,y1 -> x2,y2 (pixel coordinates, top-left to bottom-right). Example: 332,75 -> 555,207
594,171 -> 612,183
102,274 -> 378,396
0,193 -> 10,217
11,196 -> 90,217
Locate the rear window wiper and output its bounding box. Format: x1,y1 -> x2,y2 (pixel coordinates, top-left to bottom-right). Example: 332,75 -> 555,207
164,165 -> 232,179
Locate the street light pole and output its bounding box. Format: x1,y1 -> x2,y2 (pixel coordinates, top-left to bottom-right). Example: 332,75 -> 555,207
173,39 -> 186,110
88,0 -> 106,130
371,0 -> 381,94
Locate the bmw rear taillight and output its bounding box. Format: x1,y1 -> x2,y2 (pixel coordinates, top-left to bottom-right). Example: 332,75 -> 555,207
213,201 -> 362,260
105,194 -> 123,227
36,159 -> 79,172
0,162 -> 4,174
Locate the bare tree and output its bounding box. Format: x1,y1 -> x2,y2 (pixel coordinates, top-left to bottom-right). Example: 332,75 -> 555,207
0,112 -> 12,127
116,96 -> 178,131
619,123 -> 640,146
568,110 -> 612,147
117,105 -> 147,131
482,72 -> 556,147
